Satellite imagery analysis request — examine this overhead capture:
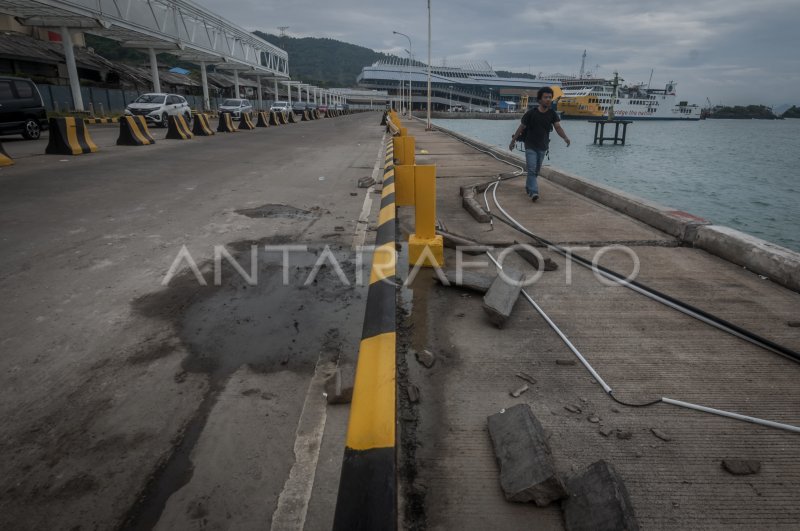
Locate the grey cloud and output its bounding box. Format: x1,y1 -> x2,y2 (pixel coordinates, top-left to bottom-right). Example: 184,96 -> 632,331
198,0 -> 800,106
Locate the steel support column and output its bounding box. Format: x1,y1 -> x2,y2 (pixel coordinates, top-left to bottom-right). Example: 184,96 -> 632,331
60,26 -> 84,111
200,61 -> 210,111
233,70 -> 240,98
148,47 -> 160,93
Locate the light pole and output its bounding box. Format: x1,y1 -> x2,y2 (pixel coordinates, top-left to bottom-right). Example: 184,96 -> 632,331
448,84 -> 453,110
393,31 -> 412,115
405,49 -> 413,114
426,0 -> 432,129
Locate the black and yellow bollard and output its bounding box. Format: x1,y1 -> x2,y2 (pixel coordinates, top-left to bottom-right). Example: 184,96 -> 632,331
288,111 -> 299,123
217,112 -> 237,133
279,112 -> 289,125
255,111 -> 270,127
301,110 -> 310,121
165,114 -> 193,140
117,115 -> 155,146
192,113 -> 215,136
0,141 -> 13,167
269,111 -> 281,126
238,112 -> 255,130
46,117 -> 99,155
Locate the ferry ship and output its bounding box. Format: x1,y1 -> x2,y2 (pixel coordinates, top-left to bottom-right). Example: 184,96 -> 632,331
556,80 -> 701,120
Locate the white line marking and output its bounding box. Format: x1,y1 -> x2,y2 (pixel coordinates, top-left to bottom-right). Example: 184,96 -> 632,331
352,131 -> 387,250
269,358 -> 335,530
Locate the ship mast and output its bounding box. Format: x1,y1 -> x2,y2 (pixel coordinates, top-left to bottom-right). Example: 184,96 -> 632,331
578,50 -> 587,79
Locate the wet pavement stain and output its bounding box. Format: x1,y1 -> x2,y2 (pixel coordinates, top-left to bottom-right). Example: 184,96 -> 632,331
121,239 -> 366,530
235,204 -> 319,220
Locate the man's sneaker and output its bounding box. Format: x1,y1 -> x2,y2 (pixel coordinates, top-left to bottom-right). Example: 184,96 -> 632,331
531,194 -> 539,202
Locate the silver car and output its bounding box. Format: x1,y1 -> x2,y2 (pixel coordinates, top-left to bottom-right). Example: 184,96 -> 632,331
219,98 -> 253,119
125,93 -> 192,127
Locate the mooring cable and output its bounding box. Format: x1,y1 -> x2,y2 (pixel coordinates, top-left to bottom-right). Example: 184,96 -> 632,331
488,180 -> 800,365
444,128 -> 800,364
484,249 -> 800,433
434,126 -> 800,432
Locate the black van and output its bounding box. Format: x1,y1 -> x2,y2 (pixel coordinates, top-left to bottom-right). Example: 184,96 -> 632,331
0,76 -> 48,140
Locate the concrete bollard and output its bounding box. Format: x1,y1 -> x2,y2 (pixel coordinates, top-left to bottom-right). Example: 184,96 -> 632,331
255,111 -> 270,127
217,112 -> 237,133
45,117 -> 98,155
117,115 -> 155,146
0,141 -> 14,166
238,112 -> 255,130
191,113 -> 215,136
165,114 -> 194,140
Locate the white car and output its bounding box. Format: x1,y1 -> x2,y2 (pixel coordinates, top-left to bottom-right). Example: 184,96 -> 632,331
269,101 -> 292,114
125,93 -> 192,127
219,98 -> 254,119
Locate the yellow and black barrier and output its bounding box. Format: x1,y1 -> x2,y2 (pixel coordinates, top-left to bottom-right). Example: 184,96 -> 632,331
314,110 -> 321,120
332,136 -> 398,531
45,117 -> 98,155
165,114 -> 193,140
217,112 -> 237,133
117,115 -> 155,146
84,117 -> 119,125
192,113 -> 215,136
0,142 -> 13,167
301,110 -> 311,121
288,111 -> 300,123
269,111 -> 281,126
279,112 -> 289,124
238,112 -> 255,130
255,111 -> 270,127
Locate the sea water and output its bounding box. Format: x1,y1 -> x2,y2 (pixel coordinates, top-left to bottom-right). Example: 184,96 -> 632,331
433,118 -> 800,252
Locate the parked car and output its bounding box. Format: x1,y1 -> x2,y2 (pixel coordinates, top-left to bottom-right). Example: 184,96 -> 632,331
270,101 -> 292,113
292,101 -> 308,113
218,98 -> 253,119
318,104 -> 329,113
125,93 -> 192,127
0,76 -> 48,140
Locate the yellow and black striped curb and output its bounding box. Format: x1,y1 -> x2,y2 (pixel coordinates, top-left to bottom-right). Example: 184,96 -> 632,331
45,117 -> 98,155
84,117 -> 119,125
165,114 -> 194,140
332,136 -> 397,530
117,115 -> 156,146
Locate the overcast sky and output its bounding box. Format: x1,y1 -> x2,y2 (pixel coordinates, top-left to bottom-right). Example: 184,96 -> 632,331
201,0 -> 799,107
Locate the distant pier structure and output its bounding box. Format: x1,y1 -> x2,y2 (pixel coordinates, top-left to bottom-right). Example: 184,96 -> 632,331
589,119 -> 632,145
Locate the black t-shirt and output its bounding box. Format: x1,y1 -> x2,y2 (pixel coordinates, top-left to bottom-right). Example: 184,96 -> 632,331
521,107 -> 560,151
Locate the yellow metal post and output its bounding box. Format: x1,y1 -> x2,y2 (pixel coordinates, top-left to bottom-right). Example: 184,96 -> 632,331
408,165 -> 443,267
395,165 -> 415,206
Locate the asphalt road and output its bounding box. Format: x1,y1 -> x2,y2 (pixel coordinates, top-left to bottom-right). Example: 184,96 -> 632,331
0,112 -> 385,530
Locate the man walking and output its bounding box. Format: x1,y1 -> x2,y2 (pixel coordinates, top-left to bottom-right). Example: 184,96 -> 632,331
509,87 -> 570,201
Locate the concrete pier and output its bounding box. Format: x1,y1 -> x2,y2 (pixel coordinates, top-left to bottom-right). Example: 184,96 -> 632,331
397,119 -> 800,529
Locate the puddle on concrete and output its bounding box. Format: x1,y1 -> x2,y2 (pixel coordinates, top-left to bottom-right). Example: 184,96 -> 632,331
235,204 -> 319,220
121,240 -> 366,530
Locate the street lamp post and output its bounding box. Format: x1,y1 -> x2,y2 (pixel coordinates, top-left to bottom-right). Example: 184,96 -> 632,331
426,0 -> 432,130
393,31 -> 412,116
448,84 -> 453,110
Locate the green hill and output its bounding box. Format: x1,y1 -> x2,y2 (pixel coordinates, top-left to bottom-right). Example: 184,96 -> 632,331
255,32 -> 390,87
709,105 -> 779,119
781,105 -> 800,118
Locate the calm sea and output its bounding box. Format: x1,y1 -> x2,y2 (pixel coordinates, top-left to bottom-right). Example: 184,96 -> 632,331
433,118 -> 800,252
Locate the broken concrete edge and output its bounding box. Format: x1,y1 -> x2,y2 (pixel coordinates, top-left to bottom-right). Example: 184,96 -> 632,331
462,195 -> 492,223
430,120 -> 800,294
562,460 -> 640,531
